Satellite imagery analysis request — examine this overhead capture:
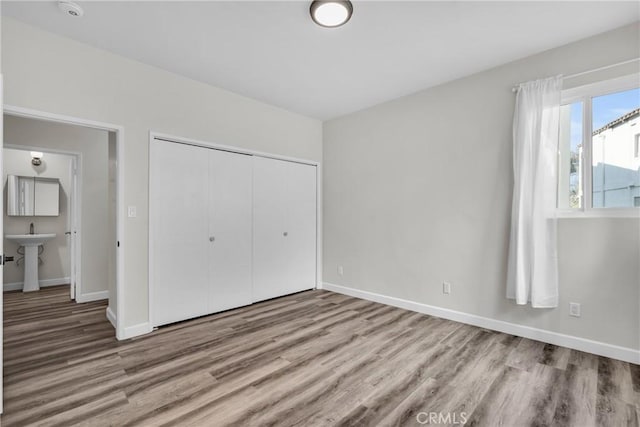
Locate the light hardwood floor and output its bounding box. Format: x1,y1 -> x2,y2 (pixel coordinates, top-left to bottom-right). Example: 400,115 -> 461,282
1,286 -> 639,426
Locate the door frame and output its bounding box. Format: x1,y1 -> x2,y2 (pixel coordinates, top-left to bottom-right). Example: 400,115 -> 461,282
70,155 -> 79,300
148,131 -> 323,327
1,74 -> 5,415
4,105 -> 126,340
3,145 -> 83,299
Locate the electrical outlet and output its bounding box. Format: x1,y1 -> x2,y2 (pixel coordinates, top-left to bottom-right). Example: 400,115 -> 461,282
443,281 -> 451,294
337,265 -> 344,276
569,302 -> 581,317
128,206 -> 137,218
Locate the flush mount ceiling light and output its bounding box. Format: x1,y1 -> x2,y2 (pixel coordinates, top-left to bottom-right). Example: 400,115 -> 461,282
310,1 -> 353,28
58,1 -> 84,18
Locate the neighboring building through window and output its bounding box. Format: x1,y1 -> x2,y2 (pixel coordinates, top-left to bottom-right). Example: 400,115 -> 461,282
591,106 -> 639,208
559,75 -> 640,211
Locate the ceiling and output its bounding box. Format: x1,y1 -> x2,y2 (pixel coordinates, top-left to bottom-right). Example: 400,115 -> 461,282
2,1 -> 639,120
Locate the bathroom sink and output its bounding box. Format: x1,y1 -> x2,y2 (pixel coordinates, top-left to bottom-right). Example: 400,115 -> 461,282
5,234 -> 56,292
6,234 -> 56,246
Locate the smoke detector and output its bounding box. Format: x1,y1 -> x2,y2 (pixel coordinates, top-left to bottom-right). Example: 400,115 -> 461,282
58,1 -> 84,18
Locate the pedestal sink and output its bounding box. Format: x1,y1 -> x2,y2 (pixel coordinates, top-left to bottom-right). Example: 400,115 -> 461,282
5,234 -> 56,292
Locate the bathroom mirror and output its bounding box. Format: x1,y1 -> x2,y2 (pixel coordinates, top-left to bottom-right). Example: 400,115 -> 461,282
7,175 -> 60,216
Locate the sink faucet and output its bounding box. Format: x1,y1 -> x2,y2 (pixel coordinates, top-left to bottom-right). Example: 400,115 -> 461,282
29,222 -> 35,235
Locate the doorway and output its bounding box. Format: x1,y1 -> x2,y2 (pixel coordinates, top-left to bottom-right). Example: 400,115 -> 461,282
2,114 -> 117,308
1,107 -> 125,339
3,147 -> 81,300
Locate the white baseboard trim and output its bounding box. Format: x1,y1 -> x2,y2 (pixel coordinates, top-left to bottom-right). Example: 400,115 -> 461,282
106,306 -> 116,329
323,282 -> 640,365
119,322 -> 153,340
76,290 -> 109,303
4,277 -> 70,292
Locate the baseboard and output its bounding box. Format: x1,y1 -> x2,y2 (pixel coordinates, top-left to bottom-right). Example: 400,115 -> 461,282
106,306 -> 116,329
323,282 -> 640,365
76,290 -> 109,303
4,277 -> 70,291
119,322 -> 153,340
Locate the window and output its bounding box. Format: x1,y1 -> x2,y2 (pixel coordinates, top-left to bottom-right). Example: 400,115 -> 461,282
559,102 -> 583,209
559,75 -> 640,213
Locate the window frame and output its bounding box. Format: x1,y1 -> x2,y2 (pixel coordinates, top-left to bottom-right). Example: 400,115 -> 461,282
558,73 -> 640,218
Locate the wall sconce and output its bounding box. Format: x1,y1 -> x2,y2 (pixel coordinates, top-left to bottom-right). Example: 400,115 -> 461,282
30,151 -> 44,166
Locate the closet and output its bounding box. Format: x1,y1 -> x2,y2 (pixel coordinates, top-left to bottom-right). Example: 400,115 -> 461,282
150,138 -> 316,327
252,157 -> 317,302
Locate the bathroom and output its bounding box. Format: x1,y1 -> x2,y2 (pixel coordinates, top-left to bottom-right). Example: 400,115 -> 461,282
2,114 -> 116,305
3,148 -> 72,292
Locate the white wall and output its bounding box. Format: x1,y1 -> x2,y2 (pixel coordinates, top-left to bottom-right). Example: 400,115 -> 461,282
4,115 -> 110,298
1,17 -> 323,328
323,22 -> 640,351
3,148 -> 71,287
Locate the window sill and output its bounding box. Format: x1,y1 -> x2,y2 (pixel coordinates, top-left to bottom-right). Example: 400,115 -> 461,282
556,209 -> 640,219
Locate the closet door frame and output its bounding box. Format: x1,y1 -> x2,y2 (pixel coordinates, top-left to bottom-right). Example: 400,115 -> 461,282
148,131 -> 322,327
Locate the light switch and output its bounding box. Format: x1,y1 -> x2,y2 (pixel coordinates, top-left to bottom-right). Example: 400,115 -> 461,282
128,206 -> 137,218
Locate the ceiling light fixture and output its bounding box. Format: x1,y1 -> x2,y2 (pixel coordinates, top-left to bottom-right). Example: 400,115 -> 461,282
310,1 -> 353,28
58,1 -> 84,18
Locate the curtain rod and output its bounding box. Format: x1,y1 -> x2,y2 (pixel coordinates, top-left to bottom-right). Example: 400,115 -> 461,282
511,57 -> 640,92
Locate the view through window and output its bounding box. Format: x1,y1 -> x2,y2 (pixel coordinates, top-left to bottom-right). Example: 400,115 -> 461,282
559,84 -> 640,210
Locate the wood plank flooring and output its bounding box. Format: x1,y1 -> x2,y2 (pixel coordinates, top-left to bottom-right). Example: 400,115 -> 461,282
2,286 -> 638,426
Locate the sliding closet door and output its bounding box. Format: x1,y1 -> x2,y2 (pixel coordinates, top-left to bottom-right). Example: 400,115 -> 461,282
152,141 -> 315,324
252,157 -> 288,302
253,156 -> 316,302
208,149 -> 253,312
151,141 -> 210,326
283,161 -> 317,294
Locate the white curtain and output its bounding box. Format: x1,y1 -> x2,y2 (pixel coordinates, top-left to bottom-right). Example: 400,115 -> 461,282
507,76 -> 562,308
